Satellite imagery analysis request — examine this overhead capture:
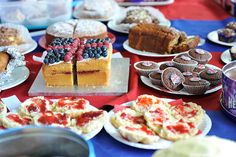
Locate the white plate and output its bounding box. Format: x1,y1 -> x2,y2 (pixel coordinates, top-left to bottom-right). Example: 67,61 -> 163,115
207,30 -> 236,47
108,18 -> 171,34
123,40 -> 187,57
117,0 -> 174,6
0,66 -> 29,90
20,40 -> 38,55
104,100 -> 212,149
221,49 -> 232,64
140,62 -> 222,95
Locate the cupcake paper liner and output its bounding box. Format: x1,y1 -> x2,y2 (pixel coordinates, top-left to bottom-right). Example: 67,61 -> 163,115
172,59 -> 198,72
182,82 -> 210,95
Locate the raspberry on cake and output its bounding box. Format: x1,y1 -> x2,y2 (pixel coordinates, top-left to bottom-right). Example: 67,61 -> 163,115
54,97 -> 95,117
118,125 -> 159,144
0,113 -> 32,128
18,96 -> 54,117
42,37 -> 112,86
71,110 -> 107,134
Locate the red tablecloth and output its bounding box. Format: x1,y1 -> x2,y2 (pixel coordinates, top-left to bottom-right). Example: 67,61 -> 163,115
1,51 -> 224,110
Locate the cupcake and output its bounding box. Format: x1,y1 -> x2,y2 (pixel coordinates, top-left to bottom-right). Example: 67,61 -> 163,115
229,46 -> 236,61
182,71 -> 198,79
134,61 -> 159,76
182,76 -> 210,94
218,28 -> 236,43
199,68 -> 222,86
188,49 -> 212,64
159,61 -> 175,70
226,21 -> 236,32
149,70 -> 162,86
161,67 -> 185,91
193,64 -> 206,73
172,54 -> 198,72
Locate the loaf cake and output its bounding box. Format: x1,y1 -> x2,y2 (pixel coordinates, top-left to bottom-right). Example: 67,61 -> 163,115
0,26 -> 23,46
128,23 -> 200,54
42,37 -> 112,86
46,19 -> 107,45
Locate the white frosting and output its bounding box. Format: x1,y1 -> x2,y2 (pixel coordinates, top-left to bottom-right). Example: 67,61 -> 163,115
46,20 -> 76,37
230,46 -> 236,54
74,19 -> 107,37
195,49 -> 205,55
190,77 -> 201,82
181,55 -> 191,61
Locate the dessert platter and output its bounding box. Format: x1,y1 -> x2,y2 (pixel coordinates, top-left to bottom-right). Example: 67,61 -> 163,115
73,0 -> 120,21
30,37 -> 130,96
108,6 -> 171,34
0,96 -> 108,140
207,21 -> 236,46
0,47 -> 29,90
104,94 -> 212,149
116,0 -> 175,6
134,49 -> 222,95
124,24 -> 200,57
0,23 -> 37,55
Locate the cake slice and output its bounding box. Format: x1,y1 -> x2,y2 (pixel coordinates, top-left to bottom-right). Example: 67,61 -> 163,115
76,39 -> 112,86
0,52 -> 10,72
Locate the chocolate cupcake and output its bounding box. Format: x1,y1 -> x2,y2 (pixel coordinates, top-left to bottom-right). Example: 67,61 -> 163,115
182,71 -> 198,79
193,64 -> 206,73
182,77 -> 210,94
134,61 -> 159,76
218,28 -> 236,43
159,61 -> 175,70
149,70 -> 162,86
188,49 -> 212,64
161,67 -> 185,91
199,68 -> 222,86
226,22 -> 236,32
229,46 -> 236,61
172,54 -> 198,72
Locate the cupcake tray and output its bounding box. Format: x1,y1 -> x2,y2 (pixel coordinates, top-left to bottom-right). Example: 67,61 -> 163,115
140,62 -> 222,95
28,58 -> 130,96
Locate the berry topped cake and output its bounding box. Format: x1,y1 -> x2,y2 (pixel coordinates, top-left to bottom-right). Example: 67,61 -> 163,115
42,37 -> 112,86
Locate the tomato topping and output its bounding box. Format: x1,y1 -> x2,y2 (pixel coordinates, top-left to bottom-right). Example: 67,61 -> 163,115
7,114 -> 31,125
57,97 -> 86,110
125,125 -> 154,135
113,105 -> 130,113
169,99 -> 183,106
167,123 -> 190,134
76,111 -> 103,126
38,112 -> 68,126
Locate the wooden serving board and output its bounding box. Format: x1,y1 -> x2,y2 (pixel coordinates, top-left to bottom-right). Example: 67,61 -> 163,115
28,58 -> 130,96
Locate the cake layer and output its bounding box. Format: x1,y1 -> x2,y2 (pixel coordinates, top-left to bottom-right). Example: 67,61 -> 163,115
77,70 -> 110,86
76,44 -> 112,72
42,62 -> 73,86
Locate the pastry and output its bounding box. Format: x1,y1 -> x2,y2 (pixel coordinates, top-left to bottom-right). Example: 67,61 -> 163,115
182,71 -> 198,79
152,136 -> 236,157
134,61 -> 159,76
0,26 -> 23,46
70,110 -> 107,134
74,0 -> 119,20
182,77 -> 210,95
0,113 -> 31,128
188,48 -> 212,64
148,70 -> 162,85
45,19 -> 107,45
159,61 -> 175,70
226,21 -> 236,31
128,23 -> 199,54
230,46 -> 236,61
0,101 -> 7,115
193,64 -> 206,73
200,68 -> 222,86
218,28 -> 236,43
0,52 -> 10,72
118,125 -> 159,144
18,96 -> 54,117
161,67 -> 185,91
172,54 -> 198,72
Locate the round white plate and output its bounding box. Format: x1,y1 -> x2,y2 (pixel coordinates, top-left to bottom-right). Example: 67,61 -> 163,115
140,62 -> 222,95
221,49 -> 232,64
20,40 -> 38,55
123,40 -> 187,57
104,100 -> 212,149
108,19 -> 171,34
207,30 -> 236,47
0,66 -> 30,90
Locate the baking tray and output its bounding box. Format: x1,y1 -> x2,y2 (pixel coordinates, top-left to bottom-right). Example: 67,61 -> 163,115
28,58 -> 130,96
